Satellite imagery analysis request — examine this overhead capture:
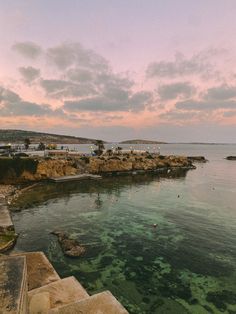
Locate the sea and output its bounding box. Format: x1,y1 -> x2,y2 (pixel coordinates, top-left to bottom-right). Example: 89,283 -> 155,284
10,144 -> 236,314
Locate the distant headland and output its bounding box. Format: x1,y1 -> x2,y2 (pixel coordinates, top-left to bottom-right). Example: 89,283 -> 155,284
0,129 -> 98,144
119,139 -> 166,144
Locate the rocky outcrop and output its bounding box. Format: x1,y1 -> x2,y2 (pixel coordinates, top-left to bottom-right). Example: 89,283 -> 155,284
86,155 -> 193,174
51,231 -> 86,257
35,159 -> 78,179
0,158 -> 80,183
187,156 -> 207,162
226,156 -> 236,160
0,154 -> 194,183
88,157 -> 133,173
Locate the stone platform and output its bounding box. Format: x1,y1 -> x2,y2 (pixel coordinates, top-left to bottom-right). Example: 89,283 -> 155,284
0,255 -> 28,314
49,174 -> 102,183
0,197 -> 17,253
11,252 -> 60,291
0,203 -> 14,233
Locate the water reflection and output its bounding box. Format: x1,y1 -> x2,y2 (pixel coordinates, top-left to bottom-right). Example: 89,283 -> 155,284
11,169 -> 189,211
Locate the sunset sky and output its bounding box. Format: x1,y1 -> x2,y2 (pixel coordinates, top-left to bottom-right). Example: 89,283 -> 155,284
0,0 -> 236,142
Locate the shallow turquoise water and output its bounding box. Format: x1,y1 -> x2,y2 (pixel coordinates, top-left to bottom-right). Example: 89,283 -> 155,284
11,145 -> 236,313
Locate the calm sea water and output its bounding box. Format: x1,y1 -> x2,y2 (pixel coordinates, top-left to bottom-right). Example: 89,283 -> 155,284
11,144 -> 236,314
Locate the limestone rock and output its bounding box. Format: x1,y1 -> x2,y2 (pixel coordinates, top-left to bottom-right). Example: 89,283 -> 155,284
0,154 -> 194,183
87,154 -> 192,174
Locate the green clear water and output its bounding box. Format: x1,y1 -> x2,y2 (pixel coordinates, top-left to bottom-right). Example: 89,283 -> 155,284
11,145 -> 236,313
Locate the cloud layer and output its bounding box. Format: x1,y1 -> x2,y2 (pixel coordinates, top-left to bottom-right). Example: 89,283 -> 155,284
64,91 -> 152,112
146,52 -> 212,78
1,40 -> 234,140
19,66 -> 41,83
0,86 -> 56,117
12,42 -> 42,59
158,82 -> 195,100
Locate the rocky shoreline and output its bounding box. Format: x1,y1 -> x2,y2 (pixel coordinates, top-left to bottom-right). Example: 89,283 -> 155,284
0,153 -> 196,184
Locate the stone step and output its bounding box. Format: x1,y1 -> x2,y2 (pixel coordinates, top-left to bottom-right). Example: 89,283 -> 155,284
0,204 -> 14,233
28,276 -> 89,313
11,252 -> 60,291
48,291 -> 129,314
0,255 -> 28,314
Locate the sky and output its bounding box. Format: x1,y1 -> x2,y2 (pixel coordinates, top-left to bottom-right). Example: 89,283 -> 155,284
0,0 -> 236,142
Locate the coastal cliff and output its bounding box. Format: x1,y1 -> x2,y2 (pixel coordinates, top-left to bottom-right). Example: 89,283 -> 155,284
0,158 -> 78,183
0,154 -> 194,184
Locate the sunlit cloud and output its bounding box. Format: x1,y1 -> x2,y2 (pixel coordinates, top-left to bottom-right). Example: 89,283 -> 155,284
1,39 -> 235,141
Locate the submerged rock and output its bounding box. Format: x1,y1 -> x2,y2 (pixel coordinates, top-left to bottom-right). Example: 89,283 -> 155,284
51,231 -> 85,257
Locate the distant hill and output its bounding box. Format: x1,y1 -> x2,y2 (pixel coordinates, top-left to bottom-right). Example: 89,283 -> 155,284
120,139 -> 166,144
0,129 -> 98,144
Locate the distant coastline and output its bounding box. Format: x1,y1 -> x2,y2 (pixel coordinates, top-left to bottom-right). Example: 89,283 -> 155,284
0,129 -> 98,144
168,142 -> 235,145
0,129 -> 235,145
119,139 -> 166,144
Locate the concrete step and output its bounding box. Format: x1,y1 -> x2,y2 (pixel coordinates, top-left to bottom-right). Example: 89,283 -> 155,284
28,276 -> 89,313
11,252 -> 60,291
48,291 -> 129,314
0,255 -> 28,314
0,204 -> 14,233
50,174 -> 102,183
